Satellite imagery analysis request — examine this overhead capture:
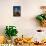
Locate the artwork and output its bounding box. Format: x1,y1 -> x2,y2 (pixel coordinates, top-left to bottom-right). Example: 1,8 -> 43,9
36,6 -> 46,27
13,6 -> 21,17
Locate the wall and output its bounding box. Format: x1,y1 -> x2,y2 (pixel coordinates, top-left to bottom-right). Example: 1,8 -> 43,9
0,0 -> 46,40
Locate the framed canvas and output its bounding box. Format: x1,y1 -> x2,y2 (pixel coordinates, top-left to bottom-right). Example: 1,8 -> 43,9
13,6 -> 21,17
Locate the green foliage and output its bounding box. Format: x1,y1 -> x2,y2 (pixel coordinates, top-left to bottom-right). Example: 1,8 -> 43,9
44,15 -> 46,20
36,14 -> 46,21
5,26 -> 18,38
36,15 -> 44,21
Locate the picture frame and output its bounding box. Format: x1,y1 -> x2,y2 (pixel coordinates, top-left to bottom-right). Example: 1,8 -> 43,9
13,6 -> 21,17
